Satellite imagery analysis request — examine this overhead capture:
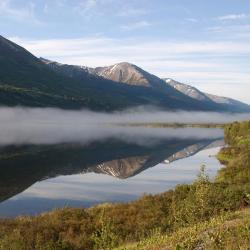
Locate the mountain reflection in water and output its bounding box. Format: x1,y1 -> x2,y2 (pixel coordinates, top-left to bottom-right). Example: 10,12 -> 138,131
0,127 -> 224,217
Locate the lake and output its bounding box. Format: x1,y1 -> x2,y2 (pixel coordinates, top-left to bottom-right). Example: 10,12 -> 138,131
0,127 -> 224,217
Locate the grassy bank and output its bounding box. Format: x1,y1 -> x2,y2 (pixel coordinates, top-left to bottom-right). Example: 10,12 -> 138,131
116,208 -> 250,250
0,121 -> 249,250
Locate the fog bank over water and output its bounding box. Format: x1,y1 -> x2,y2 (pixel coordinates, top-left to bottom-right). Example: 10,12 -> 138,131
0,106 -> 248,146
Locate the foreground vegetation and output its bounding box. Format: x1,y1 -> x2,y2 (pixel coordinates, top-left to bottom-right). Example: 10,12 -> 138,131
117,208 -> 250,250
0,121 -> 249,250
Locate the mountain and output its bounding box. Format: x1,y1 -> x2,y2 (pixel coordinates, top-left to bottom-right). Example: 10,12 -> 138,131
93,62 -> 211,102
0,35 -> 212,111
164,78 -> 250,112
1,36 -> 159,110
94,62 -> 173,90
164,78 -> 211,102
43,57 -> 250,112
0,35 -> 249,112
40,58 -> 219,111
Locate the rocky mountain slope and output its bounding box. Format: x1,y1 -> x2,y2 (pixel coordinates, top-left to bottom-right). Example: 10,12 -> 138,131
94,62 -> 173,91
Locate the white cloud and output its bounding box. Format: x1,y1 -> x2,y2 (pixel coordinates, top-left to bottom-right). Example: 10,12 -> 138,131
11,37 -> 250,60
185,18 -> 198,22
74,0 -> 97,15
217,13 -> 250,21
0,0 -> 43,25
118,8 -> 149,17
54,0 -> 66,8
73,0 -> 120,17
121,21 -> 152,30
43,3 -> 49,13
209,24 -> 250,32
207,24 -> 250,39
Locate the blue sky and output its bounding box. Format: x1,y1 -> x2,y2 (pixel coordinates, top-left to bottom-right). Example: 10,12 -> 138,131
1,0 -> 250,103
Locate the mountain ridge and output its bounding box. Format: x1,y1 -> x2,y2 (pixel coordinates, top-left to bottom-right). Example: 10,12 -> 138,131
41,57 -> 250,112
0,35 -> 249,112
164,78 -> 250,112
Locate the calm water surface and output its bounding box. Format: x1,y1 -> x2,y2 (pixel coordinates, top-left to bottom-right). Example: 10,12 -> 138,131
0,127 -> 224,217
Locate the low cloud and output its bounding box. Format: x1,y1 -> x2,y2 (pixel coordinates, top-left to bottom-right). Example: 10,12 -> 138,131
217,14 -> 250,21
0,107 -> 249,146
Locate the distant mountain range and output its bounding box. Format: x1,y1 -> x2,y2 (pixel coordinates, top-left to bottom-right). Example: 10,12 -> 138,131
164,78 -> 250,112
0,35 -> 249,112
